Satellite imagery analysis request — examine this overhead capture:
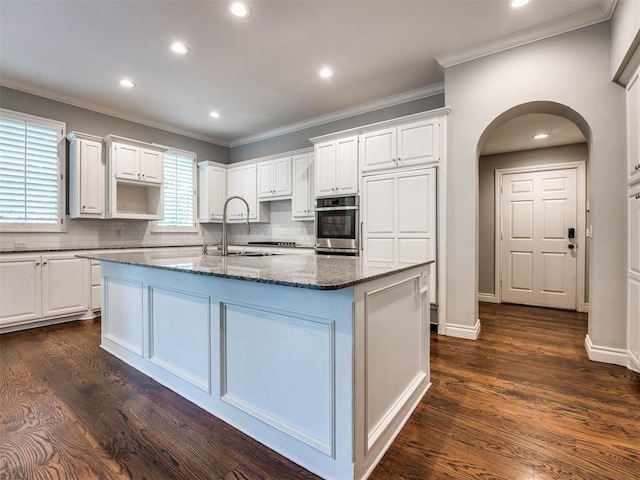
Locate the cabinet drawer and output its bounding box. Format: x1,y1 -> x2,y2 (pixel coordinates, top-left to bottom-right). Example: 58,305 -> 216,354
91,285 -> 102,310
91,263 -> 102,286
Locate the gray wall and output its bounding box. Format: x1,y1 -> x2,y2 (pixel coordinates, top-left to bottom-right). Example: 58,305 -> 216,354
478,143 -> 589,296
0,86 -> 230,163
444,21 -> 626,350
230,94 -> 445,162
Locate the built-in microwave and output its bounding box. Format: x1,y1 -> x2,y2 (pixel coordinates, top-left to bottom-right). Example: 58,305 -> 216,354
315,195 -> 359,255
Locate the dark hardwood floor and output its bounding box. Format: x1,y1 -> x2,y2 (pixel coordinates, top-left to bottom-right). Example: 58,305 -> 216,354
1,303 -> 638,479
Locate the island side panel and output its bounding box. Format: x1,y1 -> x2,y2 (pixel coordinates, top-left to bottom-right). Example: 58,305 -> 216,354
353,264 -> 431,480
99,261 -> 355,480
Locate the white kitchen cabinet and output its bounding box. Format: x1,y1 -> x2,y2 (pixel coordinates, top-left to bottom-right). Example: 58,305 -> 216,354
67,131 -> 105,218
292,153 -> 314,221
258,156 -> 292,199
628,183 -> 640,372
0,255 -> 41,326
362,167 -> 437,302
627,69 -> 640,184
198,161 -> 226,223
226,164 -> 269,223
360,118 -> 439,173
314,135 -> 358,197
0,252 -> 90,331
90,260 -> 102,311
104,135 -> 167,220
41,253 -> 89,318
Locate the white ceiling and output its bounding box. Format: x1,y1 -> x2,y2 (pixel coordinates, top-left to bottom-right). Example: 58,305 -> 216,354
0,0 -> 615,148
480,114 -> 587,156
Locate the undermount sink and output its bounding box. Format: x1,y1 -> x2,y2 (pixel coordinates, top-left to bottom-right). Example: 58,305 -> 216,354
205,251 -> 279,257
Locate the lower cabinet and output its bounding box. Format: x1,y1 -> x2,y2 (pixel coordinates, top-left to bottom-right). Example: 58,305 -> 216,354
0,253 -> 90,331
628,184 -> 640,372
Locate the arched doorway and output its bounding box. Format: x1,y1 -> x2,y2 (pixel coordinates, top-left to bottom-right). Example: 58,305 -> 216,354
476,102 -> 592,312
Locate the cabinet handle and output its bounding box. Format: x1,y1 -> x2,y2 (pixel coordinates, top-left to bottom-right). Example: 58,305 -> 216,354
635,194 -> 640,200
392,158 -> 397,163
35,262 -> 40,266
82,205 -> 86,210
43,262 -> 47,266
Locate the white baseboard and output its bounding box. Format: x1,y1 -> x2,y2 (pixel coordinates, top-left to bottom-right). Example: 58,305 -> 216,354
477,293 -> 498,303
584,335 -> 628,367
445,319 -> 481,340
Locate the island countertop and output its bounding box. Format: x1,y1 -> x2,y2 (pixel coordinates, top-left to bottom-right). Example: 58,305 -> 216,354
78,251 -> 433,290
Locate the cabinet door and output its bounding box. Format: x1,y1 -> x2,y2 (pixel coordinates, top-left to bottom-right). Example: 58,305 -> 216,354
273,157 -> 292,196
79,139 -> 104,216
209,166 -> 226,221
0,256 -> 41,326
242,164 -> 258,220
628,71 -> 640,182
630,188 -> 640,276
41,255 -> 89,318
397,168 -> 436,264
335,136 -> 359,195
315,141 -> 337,197
140,148 -> 163,183
362,174 -> 396,263
257,161 -> 274,198
115,144 -> 140,180
360,128 -> 396,173
398,119 -> 439,168
292,154 -> 312,219
629,276 -> 640,372
226,167 -> 244,218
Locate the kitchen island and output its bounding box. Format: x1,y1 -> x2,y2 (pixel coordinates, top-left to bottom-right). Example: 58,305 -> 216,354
79,251 -> 432,480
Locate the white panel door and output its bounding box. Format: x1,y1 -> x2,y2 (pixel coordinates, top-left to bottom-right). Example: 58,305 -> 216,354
363,175 -> 395,263
257,161 -> 274,197
242,164 -> 258,219
114,144 -> 139,180
226,167 -> 244,218
315,141 -> 336,197
292,154 -> 312,219
501,169 -> 577,309
0,255 -> 41,326
140,148 -> 163,184
41,255 -> 88,317
360,128 -> 396,172
209,166 -> 226,221
397,169 -> 436,261
397,119 -> 439,168
79,139 -> 104,216
627,70 -> 640,182
335,136 -> 358,195
273,157 -> 292,196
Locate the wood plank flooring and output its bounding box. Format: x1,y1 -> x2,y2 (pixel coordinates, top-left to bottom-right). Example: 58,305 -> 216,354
1,303 -> 638,479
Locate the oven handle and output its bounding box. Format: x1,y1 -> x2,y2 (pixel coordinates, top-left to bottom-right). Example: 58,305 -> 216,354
315,206 -> 359,212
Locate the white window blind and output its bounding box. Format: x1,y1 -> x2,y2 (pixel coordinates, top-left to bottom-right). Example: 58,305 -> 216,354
156,150 -> 197,231
0,109 -> 64,231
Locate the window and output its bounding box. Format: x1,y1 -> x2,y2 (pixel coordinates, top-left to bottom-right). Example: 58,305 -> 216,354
0,108 -> 65,232
153,149 -> 198,232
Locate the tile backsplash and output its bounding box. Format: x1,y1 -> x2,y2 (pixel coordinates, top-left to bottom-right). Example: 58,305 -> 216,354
0,199 -> 314,252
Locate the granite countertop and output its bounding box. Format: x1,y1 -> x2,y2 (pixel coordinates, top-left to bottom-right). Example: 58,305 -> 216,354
78,251 -> 433,290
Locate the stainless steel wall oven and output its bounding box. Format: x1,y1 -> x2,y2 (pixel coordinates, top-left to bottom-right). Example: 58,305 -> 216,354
315,195 -> 359,255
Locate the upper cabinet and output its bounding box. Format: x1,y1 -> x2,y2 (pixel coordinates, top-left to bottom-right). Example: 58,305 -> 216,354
226,163 -> 269,223
104,135 -> 167,220
314,135 -> 358,197
292,153 -> 314,221
198,161 -> 226,223
360,118 -> 440,173
67,131 -> 105,219
258,156 -> 292,199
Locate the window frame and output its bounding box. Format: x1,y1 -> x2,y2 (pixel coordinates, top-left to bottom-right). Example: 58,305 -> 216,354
0,108 -> 66,233
152,147 -> 199,234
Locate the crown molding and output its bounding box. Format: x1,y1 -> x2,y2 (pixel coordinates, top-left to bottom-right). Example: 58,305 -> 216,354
228,83 -> 445,148
0,77 -> 231,147
436,2 -> 617,69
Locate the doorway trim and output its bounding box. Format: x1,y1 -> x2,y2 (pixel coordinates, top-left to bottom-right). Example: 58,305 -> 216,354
494,160 -> 587,312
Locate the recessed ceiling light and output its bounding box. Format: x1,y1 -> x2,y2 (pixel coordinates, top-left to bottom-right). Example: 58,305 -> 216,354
532,133 -> 548,140
170,42 -> 190,55
510,0 -> 530,7
209,111 -> 221,119
119,78 -> 136,88
229,1 -> 250,17
319,67 -> 334,79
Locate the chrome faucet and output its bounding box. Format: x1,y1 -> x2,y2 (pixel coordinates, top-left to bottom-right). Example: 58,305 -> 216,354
222,196 -> 250,256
